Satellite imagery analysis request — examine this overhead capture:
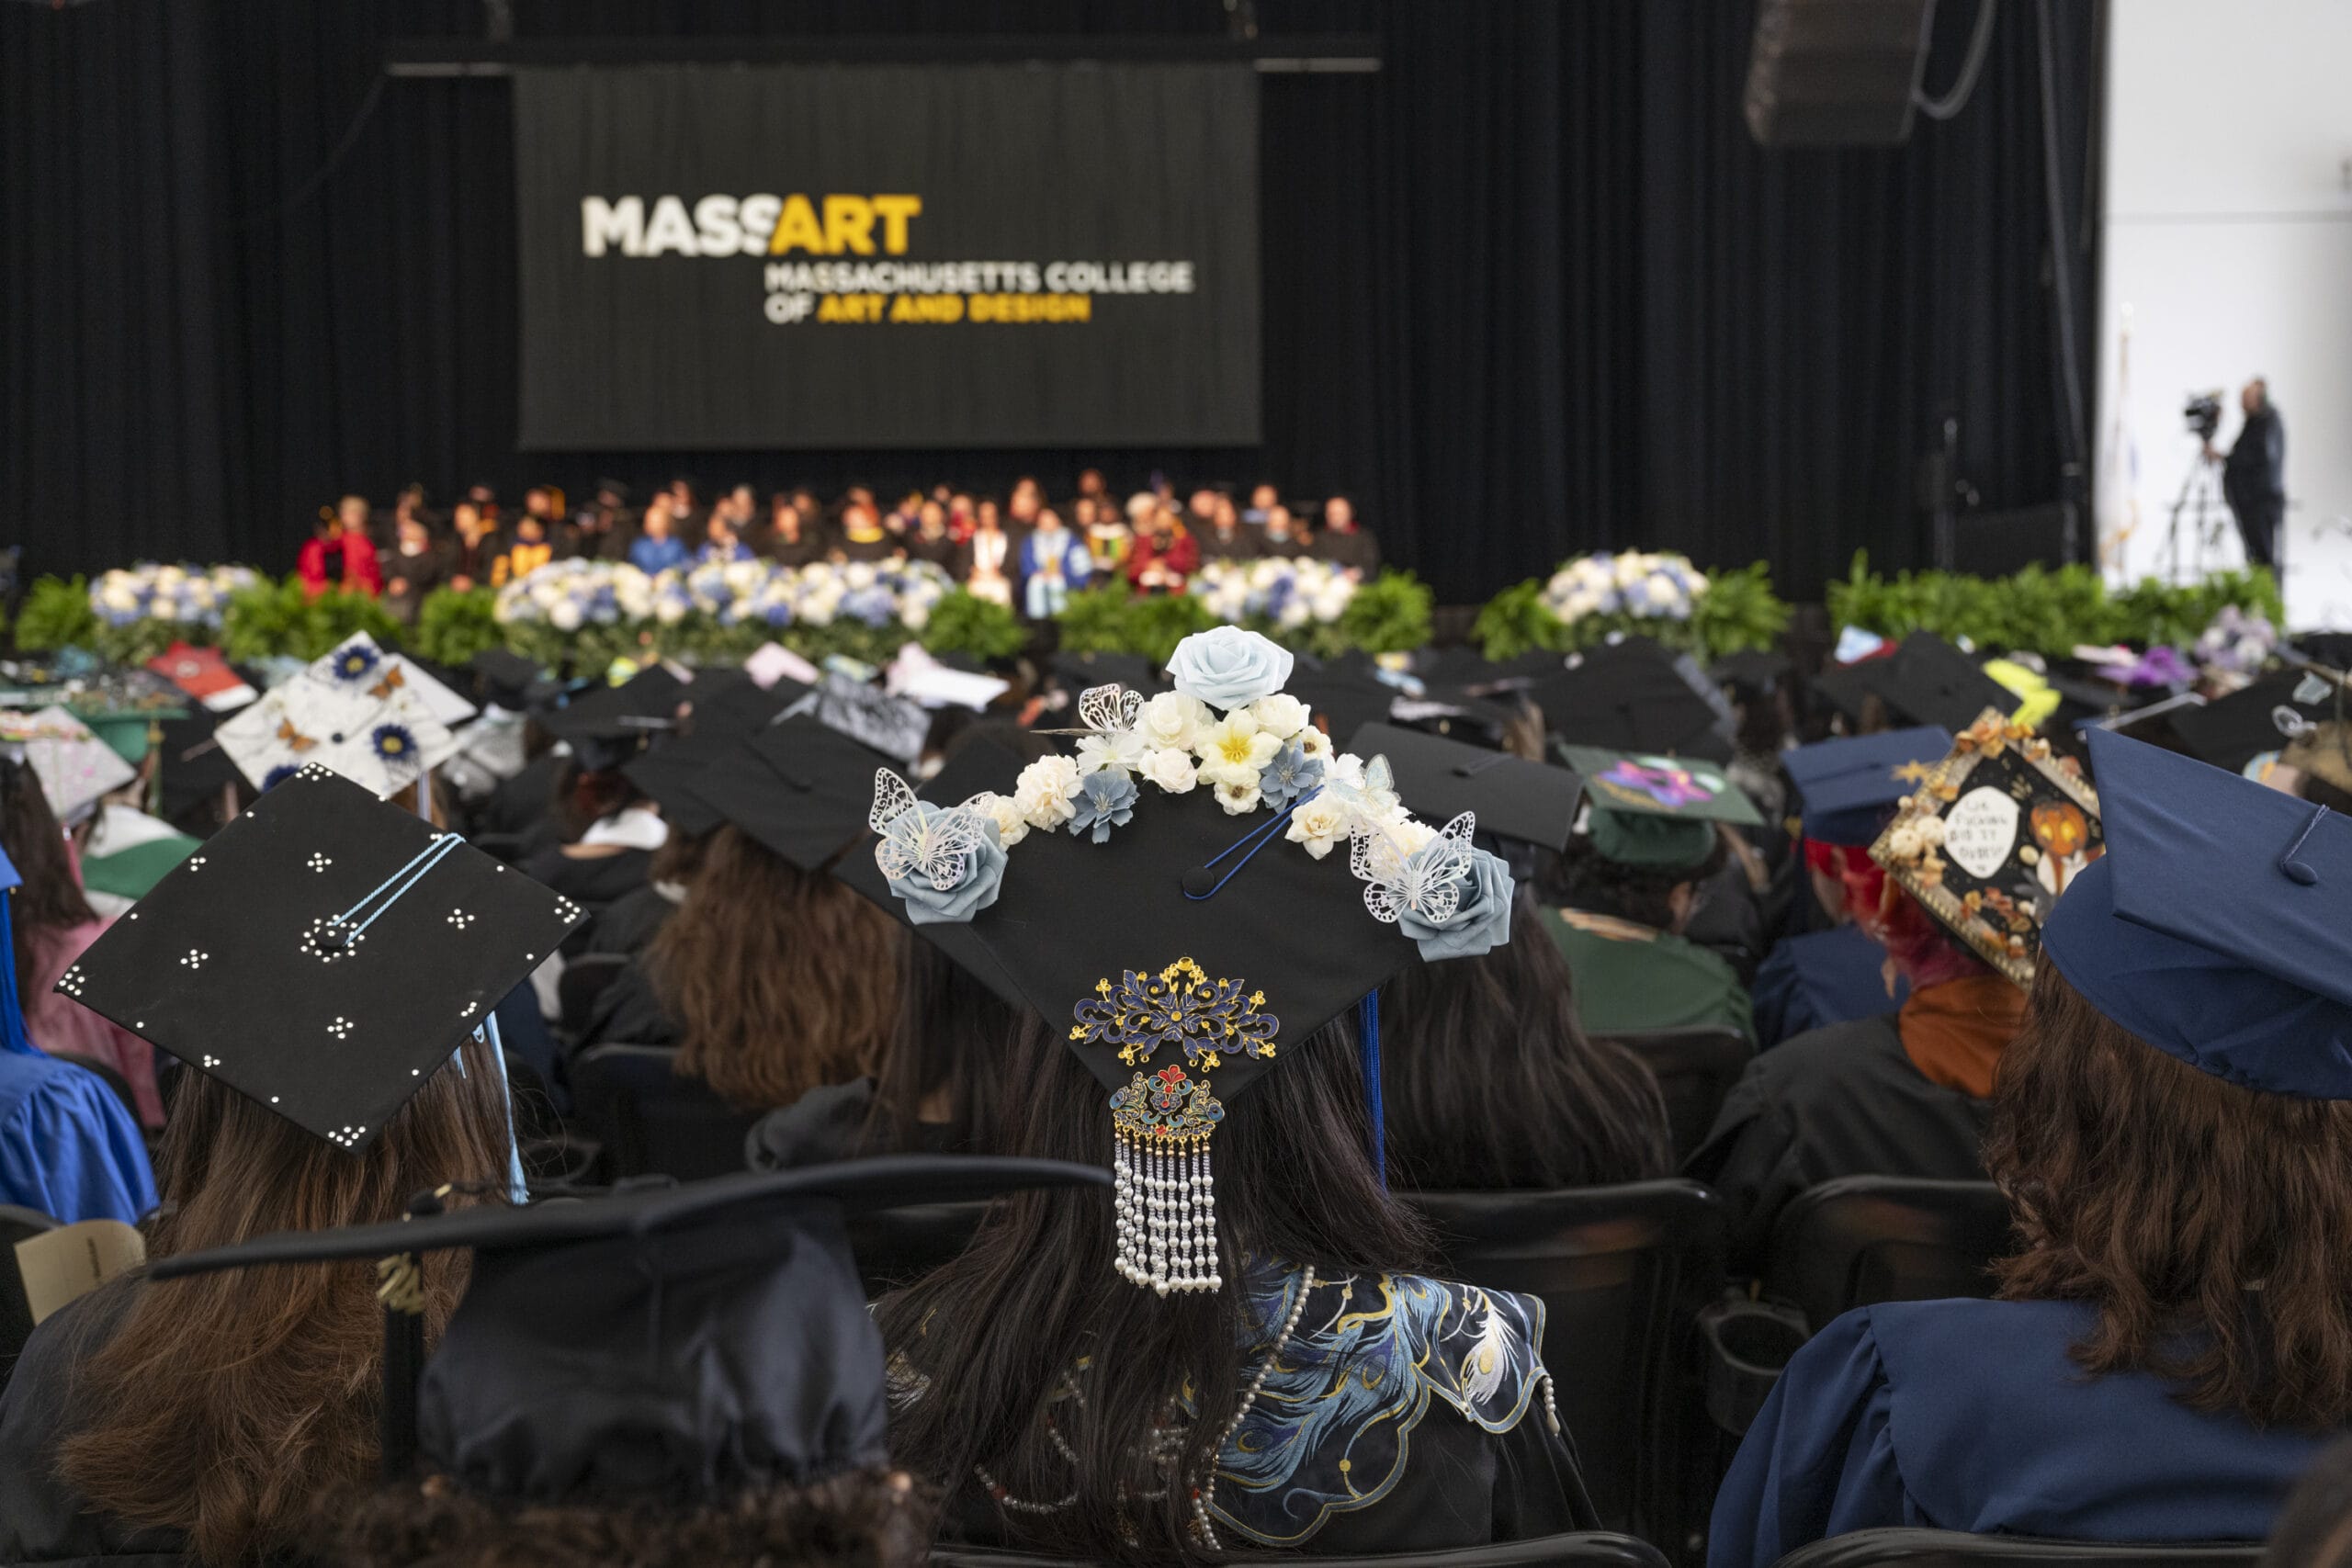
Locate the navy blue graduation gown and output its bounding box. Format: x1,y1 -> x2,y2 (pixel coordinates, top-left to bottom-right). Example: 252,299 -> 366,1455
1710,1298 -> 2340,1568
1749,924 -> 1907,1051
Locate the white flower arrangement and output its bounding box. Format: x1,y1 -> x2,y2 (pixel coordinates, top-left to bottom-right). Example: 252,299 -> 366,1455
1540,550 -> 1709,626
493,558 -> 956,636
88,563 -> 260,629
1193,556 -> 1359,630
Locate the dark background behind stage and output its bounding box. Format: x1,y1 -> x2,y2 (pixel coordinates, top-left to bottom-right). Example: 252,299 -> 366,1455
514,63 -> 1261,450
0,0 -> 2097,606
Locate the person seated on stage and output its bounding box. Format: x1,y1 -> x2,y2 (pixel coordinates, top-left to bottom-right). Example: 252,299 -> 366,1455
1199,491 -> 1259,562
1259,501 -> 1310,558
487,507 -> 555,588
0,780 -> 544,1568
763,491 -> 824,568
577,720 -> 900,1114
560,478 -> 633,561
7,769 -> 167,1129
297,494 -> 385,599
664,475 -> 703,538
1311,494 -> 1381,573
1242,480 -> 1279,525
445,497 -> 503,591
0,764 -> 155,1222
839,498 -> 899,565
1540,756 -> 1758,1047
1125,501 -> 1198,595
902,498 -> 956,570
1690,839 -> 2018,1270
1746,728 -> 1951,1050
1078,494 -> 1131,572
379,511 -> 450,624
1016,506 -> 1091,619
1006,475 -> 1044,530
1713,731 -> 2352,1562
953,500 -> 1015,604
868,661 -> 1598,1551
628,495 -> 691,575
519,482 -> 563,542
698,508 -> 752,565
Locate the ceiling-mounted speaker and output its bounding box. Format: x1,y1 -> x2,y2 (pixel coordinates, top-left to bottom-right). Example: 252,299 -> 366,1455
1744,0 -> 1936,146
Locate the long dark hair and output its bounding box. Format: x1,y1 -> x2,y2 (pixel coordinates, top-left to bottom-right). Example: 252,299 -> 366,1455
861,939 -> 1035,1157
876,1012 -> 1433,1562
0,757 -> 98,993
1989,962 -> 2352,1428
1380,888 -> 1672,1189
1540,837 -> 1728,931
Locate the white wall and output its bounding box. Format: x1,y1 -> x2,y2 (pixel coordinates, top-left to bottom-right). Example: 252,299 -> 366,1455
2095,0 -> 2352,628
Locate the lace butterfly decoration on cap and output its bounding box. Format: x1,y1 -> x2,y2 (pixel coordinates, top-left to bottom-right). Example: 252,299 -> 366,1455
868,769 -> 991,891
1035,682 -> 1144,738
1351,810 -> 1476,925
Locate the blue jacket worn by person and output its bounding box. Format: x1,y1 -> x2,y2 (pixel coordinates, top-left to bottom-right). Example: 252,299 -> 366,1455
1713,730 -> 2352,1564
628,533 -> 689,574
0,845 -> 154,1226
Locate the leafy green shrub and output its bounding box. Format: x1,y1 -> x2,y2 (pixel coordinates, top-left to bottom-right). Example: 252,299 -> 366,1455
12,577 -> 103,654
920,590 -> 1029,662
413,588 -> 503,668
222,576 -> 403,663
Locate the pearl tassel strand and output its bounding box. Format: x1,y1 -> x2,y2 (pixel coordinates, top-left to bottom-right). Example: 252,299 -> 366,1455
1190,1263 -> 1316,1551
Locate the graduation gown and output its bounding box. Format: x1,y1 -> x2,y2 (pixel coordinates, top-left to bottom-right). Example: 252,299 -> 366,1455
0,1053 -> 155,1227
1686,1013 -> 1987,1273
745,1077 -> 962,1170
1711,1299 -> 2341,1567
1544,908 -> 1756,1043
1749,925 -> 1908,1051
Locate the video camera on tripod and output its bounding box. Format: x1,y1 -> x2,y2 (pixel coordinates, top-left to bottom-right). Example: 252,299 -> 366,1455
2183,390 -> 2225,445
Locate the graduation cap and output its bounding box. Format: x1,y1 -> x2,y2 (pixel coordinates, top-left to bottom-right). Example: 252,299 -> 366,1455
148,1156 -> 1109,1490
55,765 -> 582,1149
153,707 -> 241,820
621,676 -> 807,840
1527,641 -> 1735,762
537,667 -> 688,772
469,648 -> 558,712
812,674 -> 930,767
1051,650 -> 1160,701
1713,649 -> 1792,694
833,736 -> 1031,1011
2281,721 -> 2352,799
1856,635 -> 2020,734
1781,727 -> 1954,847
213,671 -> 457,799
145,642 -> 255,713
2166,667 -> 2348,775
1562,743 -> 1760,871
680,712 -> 897,871
0,706 -> 137,824
311,635 -> 477,728
2043,729 -> 2352,1098
1410,647 -> 1562,692
1344,722 -> 1580,852
1286,658 -> 1397,743
1868,713 -> 2103,988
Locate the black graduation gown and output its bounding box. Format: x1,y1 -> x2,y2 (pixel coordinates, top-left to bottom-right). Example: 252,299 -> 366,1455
473,750 -> 563,840
1685,1013 -> 1991,1273
0,1280 -> 194,1567
1311,529 -> 1382,573
580,883 -> 678,957
745,1077 -> 963,1170
574,959 -> 677,1052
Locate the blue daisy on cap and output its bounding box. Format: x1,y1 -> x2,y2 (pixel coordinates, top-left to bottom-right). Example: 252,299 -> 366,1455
332,644 -> 380,683
261,763 -> 300,791
370,723 -> 418,768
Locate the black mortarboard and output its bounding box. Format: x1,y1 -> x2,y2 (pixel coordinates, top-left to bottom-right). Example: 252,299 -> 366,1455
2045,730 -> 2352,1098
1713,649 -> 1792,693
1526,641 -> 1735,761
682,713 -> 896,870
538,669 -> 688,770
2166,667 -> 2349,774
154,708 -> 239,819
1857,635 -> 2018,733
55,765 -> 582,1149
1286,658 -> 1397,742
1409,647 -> 1561,691
1345,722 -> 1580,851
1809,662 -> 1879,728
469,649 -> 559,712
1052,650 -> 1160,698
811,674 -> 930,767
1869,716 -> 2103,987
621,677 -> 808,839
149,1156 -> 1110,1495
834,736 -> 1031,1010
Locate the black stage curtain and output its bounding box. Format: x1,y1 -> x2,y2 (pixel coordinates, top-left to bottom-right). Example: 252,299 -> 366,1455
1,0 -> 2096,604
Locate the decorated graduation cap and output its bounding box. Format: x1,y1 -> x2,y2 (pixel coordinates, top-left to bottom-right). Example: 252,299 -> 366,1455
148,1156 -> 1108,1489
1856,634 -> 2019,733
1527,640 -> 1735,761
145,642 -> 255,712
1781,727 -> 1954,847
1345,722 -> 1580,852
1868,711 -> 2103,988
1562,743 -> 1761,873
213,661 -> 457,799
55,764 -> 581,1150
683,711 -> 900,871
0,706 -> 137,824
623,677 -> 807,840
2044,729 -> 2352,1098
311,634 -> 477,729
833,736 -> 1032,1011
864,627 -> 1515,1296
2167,665 -> 2348,774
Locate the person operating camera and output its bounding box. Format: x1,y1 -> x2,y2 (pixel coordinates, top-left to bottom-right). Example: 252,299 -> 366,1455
2211,378 -> 2286,570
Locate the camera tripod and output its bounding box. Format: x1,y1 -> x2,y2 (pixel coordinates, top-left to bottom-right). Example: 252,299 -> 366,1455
2160,444 -> 2230,584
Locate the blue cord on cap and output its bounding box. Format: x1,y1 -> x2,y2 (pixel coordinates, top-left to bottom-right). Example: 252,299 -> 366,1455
1182,791 -> 1318,901
1358,991 -> 1385,1190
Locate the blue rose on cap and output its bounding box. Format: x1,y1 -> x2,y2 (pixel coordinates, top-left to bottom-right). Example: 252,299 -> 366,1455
1166,627 -> 1295,712
885,804 -> 1009,926
1400,846 -> 1517,962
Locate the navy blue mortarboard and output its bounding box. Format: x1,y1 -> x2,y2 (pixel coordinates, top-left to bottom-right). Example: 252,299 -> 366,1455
2042,730 -> 2352,1099
1782,727 -> 1954,847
